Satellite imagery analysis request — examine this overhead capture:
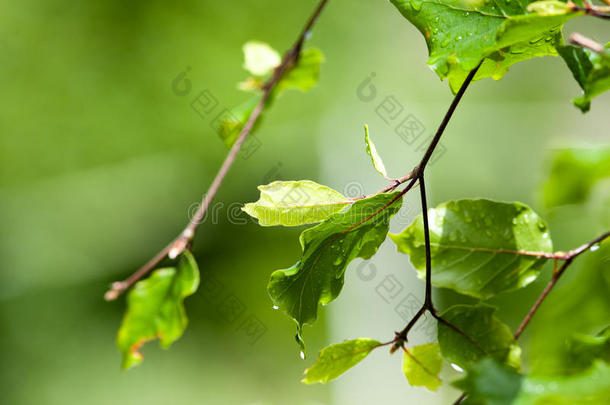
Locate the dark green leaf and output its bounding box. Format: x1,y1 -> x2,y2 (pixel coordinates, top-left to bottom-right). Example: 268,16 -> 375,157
242,180 -> 351,226
390,199 -> 553,299
438,303 -> 521,370
403,343 -> 443,391
390,0 -> 582,92
453,358 -> 522,405
558,43 -> 610,112
302,339 -> 381,384
268,192 -> 403,349
116,251 -> 200,369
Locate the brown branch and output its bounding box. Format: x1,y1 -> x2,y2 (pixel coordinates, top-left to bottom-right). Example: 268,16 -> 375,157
514,231 -> 609,339
569,1 -> 610,19
105,0 -> 331,301
569,32 -> 606,54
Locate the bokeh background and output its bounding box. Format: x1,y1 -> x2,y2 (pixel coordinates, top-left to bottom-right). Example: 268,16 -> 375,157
1,1 -> 608,404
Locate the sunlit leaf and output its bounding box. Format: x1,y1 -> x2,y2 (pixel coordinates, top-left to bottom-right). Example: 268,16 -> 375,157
268,192 -> 403,349
390,199 -> 553,299
275,48 -> 324,94
243,180 -> 351,226
390,0 -> 582,92
364,124 -> 389,179
243,41 -> 281,76
403,343 -> 443,391
302,339 -> 381,384
117,251 -> 200,369
558,43 -> 610,112
438,303 -> 521,371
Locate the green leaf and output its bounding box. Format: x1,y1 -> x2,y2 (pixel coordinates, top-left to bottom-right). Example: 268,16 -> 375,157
453,358 -> 523,405
438,303 -> 521,371
302,339 -> 381,384
275,48 -> 324,94
116,251 -> 200,369
542,148 -> 610,209
390,0 -> 582,92
562,327 -> 610,373
390,199 -> 553,299
403,343 -> 443,391
558,43 -> 610,112
219,48 -> 323,148
243,180 -> 351,227
243,41 -> 281,77
217,95 -> 263,148
456,360 -> 610,405
364,125 -> 390,179
513,361 -> 610,405
268,192 -> 403,349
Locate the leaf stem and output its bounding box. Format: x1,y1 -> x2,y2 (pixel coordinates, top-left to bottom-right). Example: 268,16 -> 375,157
105,0 -> 332,300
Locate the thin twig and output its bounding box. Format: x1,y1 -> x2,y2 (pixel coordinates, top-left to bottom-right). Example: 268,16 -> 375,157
105,0 -> 331,301
514,231 -> 609,339
569,32 -> 606,54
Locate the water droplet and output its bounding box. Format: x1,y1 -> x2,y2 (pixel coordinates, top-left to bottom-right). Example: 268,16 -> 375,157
299,351 -> 306,360
435,16 -> 440,22
537,222 -> 547,232
456,36 -> 463,41
272,305 -> 279,310
542,232 -> 549,239
410,0 -> 423,11
590,244 -> 600,252
441,37 -> 451,48
451,363 -> 464,372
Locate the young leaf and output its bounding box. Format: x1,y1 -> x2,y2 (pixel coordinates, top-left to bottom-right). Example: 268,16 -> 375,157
268,192 -> 403,348
275,48 -> 324,94
390,0 -> 582,92
116,251 -> 200,369
390,199 -> 553,299
558,43 -> 610,112
302,339 -> 381,384
243,41 -> 281,77
403,343 -> 443,391
453,358 -> 523,405
217,95 -> 263,148
219,48 -> 324,147
242,180 -> 351,226
364,125 -> 390,179
437,303 -> 521,371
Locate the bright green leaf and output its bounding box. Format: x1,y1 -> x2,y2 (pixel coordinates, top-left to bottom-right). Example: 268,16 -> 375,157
403,343 -> 443,391
390,0 -> 582,92
453,358 -> 523,405
117,251 -> 200,369
364,125 -> 390,179
390,199 -> 553,299
275,48 -> 324,94
302,339 -> 381,384
243,180 -> 351,226
217,95 -> 263,148
243,41 -> 281,76
558,43 -> 610,112
542,148 -> 610,209
268,192 -> 403,348
526,0 -> 570,16
438,303 -> 521,371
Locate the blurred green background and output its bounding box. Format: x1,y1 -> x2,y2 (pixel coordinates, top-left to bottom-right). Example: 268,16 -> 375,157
0,1 -> 608,404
